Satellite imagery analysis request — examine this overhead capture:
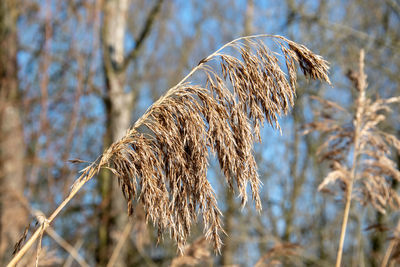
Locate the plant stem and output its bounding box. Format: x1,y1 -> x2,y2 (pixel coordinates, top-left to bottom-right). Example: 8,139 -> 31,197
381,220 -> 400,267
335,164 -> 357,267
335,49 -> 366,267
7,164 -> 98,267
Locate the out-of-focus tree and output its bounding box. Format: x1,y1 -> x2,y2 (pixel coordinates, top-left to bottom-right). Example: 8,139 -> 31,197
0,0 -> 27,264
97,0 -> 163,265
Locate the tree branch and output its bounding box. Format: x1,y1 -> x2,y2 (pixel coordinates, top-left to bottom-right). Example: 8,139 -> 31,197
118,0 -> 163,73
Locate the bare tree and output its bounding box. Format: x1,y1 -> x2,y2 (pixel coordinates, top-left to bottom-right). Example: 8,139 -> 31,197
98,0 -> 163,265
0,0 -> 27,264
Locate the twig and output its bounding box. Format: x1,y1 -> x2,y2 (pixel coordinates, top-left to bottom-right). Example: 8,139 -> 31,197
106,222 -> 133,267
35,218 -> 47,267
7,164 -> 97,267
63,239 -> 84,267
46,228 -> 89,267
119,0 -> 164,72
10,188 -> 90,267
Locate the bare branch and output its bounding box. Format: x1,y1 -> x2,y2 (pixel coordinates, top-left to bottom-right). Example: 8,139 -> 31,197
119,0 -> 164,72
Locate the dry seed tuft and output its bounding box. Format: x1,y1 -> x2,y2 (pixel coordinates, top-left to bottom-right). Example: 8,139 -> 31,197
78,35 -> 330,253
305,50 -> 400,213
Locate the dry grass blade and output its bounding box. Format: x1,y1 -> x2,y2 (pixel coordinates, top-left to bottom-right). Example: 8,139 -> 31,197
12,226 -> 29,255
8,34 -> 330,266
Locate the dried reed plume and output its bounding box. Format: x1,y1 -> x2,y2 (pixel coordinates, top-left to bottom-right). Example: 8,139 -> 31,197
169,237 -> 210,267
8,34 -> 330,266
304,50 -> 400,267
254,242 -> 301,267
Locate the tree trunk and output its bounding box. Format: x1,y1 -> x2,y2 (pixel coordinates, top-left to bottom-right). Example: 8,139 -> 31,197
97,0 -> 132,266
0,0 -> 27,264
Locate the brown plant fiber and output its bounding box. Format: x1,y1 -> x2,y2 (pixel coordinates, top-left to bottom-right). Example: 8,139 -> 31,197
74,35 -> 330,253
305,50 -> 400,214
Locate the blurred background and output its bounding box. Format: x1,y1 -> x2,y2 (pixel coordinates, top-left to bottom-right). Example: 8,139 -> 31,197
0,0 -> 399,266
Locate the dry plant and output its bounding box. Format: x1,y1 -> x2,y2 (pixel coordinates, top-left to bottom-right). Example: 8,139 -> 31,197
254,242 -> 301,267
10,186 -> 90,267
381,220 -> 400,267
8,34 -> 330,266
304,49 -> 400,267
169,237 -> 211,267
107,206 -> 148,267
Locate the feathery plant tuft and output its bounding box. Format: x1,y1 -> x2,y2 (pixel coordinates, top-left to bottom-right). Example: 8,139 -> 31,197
9,34 -> 330,266
304,50 -> 400,267
84,35 -> 329,252
95,35 -> 330,253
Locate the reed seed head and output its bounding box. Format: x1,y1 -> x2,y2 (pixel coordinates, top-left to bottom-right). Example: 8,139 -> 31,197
84,35 -> 331,253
